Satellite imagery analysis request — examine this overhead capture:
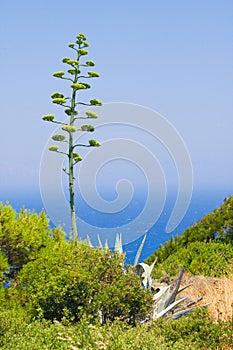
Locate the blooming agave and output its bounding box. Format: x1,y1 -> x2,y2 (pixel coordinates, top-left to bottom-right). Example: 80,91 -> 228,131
42,33 -> 102,241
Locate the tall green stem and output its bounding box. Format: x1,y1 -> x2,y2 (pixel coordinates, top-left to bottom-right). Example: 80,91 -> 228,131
43,34 -> 102,242
69,132 -> 78,240
69,69 -> 78,241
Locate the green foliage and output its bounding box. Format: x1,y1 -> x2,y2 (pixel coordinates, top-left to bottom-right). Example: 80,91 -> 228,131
146,196 -> 233,276
18,241 -> 152,324
152,241 -> 233,278
0,307 -> 232,350
0,202 -> 233,349
0,307 -> 66,350
0,252 -> 8,282
149,309 -> 233,349
0,252 -> 8,302
0,203 -> 50,268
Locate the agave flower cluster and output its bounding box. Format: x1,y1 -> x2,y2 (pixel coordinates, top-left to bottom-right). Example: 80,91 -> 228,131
42,33 -> 102,240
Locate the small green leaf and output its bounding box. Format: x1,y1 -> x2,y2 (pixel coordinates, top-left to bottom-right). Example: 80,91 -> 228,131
52,134 -> 66,142
81,124 -> 95,132
42,114 -> 54,122
89,139 -> 101,147
49,146 -> 59,152
62,125 -> 77,133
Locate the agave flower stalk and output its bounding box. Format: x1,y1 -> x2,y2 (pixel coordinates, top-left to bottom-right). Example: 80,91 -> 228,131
42,33 -> 102,241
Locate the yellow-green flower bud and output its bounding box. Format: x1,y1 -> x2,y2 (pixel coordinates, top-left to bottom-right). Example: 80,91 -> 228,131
62,125 -> 77,133
68,69 -> 76,75
52,97 -> 66,104
83,42 -> 89,47
73,153 -> 82,162
76,33 -> 86,40
90,99 -> 102,106
42,114 -> 54,121
53,71 -> 65,78
71,83 -> 87,90
68,59 -> 79,65
68,43 -> 75,48
78,49 -> 88,56
80,82 -> 90,89
86,110 -> 98,118
81,124 -> 95,132
65,109 -> 78,116
49,145 -> 59,151
62,57 -> 71,64
89,139 -> 101,147
88,71 -> 100,78
52,134 -> 66,142
51,92 -> 64,99
86,60 -> 95,66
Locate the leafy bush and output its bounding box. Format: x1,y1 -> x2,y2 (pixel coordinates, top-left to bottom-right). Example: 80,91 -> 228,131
0,307 -> 67,350
18,240 -> 152,324
0,307 -> 232,350
0,203 -> 51,268
146,196 -> 233,269
0,201 -> 233,349
0,252 -> 8,282
152,241 -> 233,278
148,309 -> 233,349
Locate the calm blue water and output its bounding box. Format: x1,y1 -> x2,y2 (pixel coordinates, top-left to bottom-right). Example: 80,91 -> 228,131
1,187 -> 232,264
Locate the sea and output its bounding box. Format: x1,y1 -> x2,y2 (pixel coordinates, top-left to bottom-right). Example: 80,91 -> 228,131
1,187 -> 232,264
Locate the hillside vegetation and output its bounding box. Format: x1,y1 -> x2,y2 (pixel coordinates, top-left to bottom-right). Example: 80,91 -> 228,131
146,196 -> 233,279
0,197 -> 233,349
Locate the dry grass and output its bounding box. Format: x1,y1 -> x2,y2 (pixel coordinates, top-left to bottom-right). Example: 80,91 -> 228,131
181,273 -> 233,321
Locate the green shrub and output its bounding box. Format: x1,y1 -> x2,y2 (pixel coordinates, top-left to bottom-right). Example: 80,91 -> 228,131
0,252 -> 8,282
0,307 -> 67,350
0,203 -> 51,268
0,307 -> 232,350
146,196 -> 233,267
152,241 -> 233,278
18,241 -> 152,324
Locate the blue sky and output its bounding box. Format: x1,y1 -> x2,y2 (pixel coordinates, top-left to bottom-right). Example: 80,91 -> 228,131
0,0 -> 232,207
